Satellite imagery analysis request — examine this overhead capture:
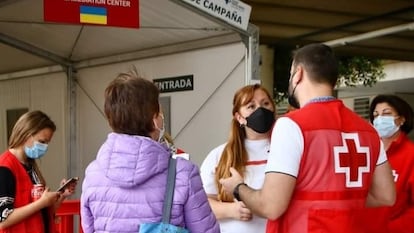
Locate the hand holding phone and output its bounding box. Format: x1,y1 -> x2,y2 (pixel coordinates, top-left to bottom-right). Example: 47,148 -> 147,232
57,177 -> 79,192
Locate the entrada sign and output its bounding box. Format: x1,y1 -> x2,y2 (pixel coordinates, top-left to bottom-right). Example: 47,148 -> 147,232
153,75 -> 194,93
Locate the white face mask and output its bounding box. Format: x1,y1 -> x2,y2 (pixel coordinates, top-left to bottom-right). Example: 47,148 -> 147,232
154,115 -> 165,142
373,116 -> 400,138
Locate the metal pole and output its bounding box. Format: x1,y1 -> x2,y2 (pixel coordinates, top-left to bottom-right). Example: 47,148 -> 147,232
325,22 -> 414,47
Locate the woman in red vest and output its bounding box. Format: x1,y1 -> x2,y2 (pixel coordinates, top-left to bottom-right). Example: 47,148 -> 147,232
0,110 -> 76,233
357,94 -> 414,233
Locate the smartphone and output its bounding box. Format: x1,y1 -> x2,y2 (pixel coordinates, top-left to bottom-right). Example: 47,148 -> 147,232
57,177 -> 79,192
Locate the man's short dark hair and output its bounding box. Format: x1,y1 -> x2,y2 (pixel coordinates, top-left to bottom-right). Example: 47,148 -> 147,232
292,43 -> 339,87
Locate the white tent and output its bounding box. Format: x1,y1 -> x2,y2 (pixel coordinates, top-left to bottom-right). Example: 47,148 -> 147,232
0,0 -> 259,191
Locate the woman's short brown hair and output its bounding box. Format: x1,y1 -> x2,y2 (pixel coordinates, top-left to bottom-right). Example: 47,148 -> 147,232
104,69 -> 160,136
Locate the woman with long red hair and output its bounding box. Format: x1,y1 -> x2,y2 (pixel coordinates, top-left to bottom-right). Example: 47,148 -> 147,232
201,84 -> 276,233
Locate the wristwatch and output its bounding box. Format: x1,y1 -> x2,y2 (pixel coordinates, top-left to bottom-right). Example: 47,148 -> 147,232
233,182 -> 247,201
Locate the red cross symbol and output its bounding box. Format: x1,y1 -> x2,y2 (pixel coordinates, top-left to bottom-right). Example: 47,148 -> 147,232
334,133 -> 370,188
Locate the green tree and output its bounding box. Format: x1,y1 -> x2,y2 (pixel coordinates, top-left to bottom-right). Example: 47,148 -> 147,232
337,56 -> 385,87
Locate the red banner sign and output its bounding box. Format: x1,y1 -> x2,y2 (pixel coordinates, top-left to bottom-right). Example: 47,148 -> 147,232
44,0 -> 139,28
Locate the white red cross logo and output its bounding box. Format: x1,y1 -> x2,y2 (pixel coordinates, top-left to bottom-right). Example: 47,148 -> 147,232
392,170 -> 399,182
333,133 -> 370,188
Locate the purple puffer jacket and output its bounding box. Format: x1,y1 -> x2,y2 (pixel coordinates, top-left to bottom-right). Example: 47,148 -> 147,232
81,133 -> 220,233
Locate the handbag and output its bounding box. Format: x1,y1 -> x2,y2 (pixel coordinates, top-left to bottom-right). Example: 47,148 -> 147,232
139,157 -> 189,233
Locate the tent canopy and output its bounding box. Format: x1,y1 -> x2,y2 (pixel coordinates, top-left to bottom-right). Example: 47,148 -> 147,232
0,0 -> 241,75
1,0 -> 414,76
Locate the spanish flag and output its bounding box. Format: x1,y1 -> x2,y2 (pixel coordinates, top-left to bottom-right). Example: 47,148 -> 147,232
80,5 -> 107,25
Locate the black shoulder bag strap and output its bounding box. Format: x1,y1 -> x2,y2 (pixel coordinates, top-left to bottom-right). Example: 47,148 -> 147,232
162,157 -> 177,223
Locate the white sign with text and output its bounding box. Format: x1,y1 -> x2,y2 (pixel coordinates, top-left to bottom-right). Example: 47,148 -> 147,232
181,0 -> 251,31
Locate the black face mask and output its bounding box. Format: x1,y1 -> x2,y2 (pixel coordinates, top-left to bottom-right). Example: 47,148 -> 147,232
245,107 -> 275,133
288,86 -> 300,109
287,74 -> 300,109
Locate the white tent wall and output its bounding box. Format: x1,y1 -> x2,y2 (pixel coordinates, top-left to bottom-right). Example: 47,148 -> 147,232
0,72 -> 68,189
75,42 -> 247,186
0,0 -> 258,197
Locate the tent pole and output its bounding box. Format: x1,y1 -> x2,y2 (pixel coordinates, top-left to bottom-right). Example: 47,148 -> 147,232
66,65 -> 78,187
324,22 -> 414,47
241,23 -> 260,84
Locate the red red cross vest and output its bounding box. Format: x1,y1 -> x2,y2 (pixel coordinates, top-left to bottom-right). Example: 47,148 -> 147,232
266,100 -> 381,233
0,150 -> 55,233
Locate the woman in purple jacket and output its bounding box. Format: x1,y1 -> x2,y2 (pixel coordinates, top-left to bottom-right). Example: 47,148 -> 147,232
80,69 -> 220,233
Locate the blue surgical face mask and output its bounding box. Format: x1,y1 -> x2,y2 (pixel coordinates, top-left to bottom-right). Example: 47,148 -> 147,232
24,141 -> 48,159
373,116 -> 400,138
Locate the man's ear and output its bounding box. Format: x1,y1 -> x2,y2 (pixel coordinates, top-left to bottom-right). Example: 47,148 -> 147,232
293,65 -> 304,85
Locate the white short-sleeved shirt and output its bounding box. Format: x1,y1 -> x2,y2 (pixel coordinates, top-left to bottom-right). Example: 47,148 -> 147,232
200,139 -> 270,233
265,117 -> 388,177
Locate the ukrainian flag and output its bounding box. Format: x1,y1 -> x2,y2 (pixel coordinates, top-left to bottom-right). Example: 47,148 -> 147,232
80,6 -> 107,25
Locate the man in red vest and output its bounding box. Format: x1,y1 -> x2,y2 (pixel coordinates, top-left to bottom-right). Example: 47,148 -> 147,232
220,43 -> 396,233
